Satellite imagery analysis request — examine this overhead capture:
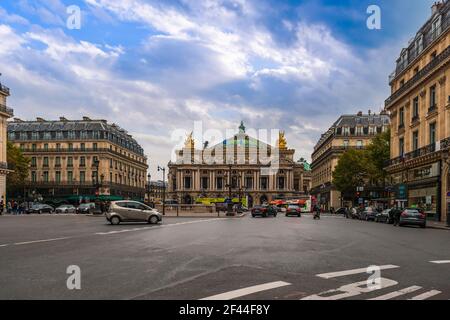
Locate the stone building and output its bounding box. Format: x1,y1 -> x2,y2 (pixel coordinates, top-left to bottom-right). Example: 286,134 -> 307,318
0,80 -> 14,205
7,117 -> 148,203
167,122 -> 311,207
385,1 -> 450,223
310,112 -> 390,210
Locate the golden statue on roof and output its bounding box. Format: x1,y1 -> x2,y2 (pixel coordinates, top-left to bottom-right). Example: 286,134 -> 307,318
184,131 -> 195,149
277,131 -> 287,150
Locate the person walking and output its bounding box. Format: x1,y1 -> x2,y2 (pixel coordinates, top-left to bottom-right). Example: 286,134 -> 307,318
0,200 -> 3,215
392,208 -> 402,226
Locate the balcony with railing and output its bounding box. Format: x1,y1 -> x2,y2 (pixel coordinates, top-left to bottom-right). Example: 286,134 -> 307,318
385,138 -> 450,167
0,83 -> 10,95
0,103 -> 14,117
386,45 -> 450,108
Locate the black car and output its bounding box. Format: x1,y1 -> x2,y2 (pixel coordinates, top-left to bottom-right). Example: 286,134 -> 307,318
26,204 -> 54,214
335,207 -> 348,215
375,209 -> 392,223
77,203 -> 95,214
360,207 -> 377,221
399,208 -> 426,228
251,205 -> 277,218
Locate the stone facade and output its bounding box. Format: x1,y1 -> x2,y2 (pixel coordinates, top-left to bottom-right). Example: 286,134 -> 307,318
7,117 -> 148,203
167,123 -> 311,206
385,1 -> 450,223
0,81 -> 13,206
311,112 -> 390,210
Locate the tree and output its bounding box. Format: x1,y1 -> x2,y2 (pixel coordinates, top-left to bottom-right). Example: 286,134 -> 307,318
365,129 -> 391,184
332,149 -> 368,195
6,142 -> 30,196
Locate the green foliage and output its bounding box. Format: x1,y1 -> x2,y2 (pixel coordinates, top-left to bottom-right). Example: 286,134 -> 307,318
6,142 -> 30,192
332,149 -> 368,194
333,130 -> 390,194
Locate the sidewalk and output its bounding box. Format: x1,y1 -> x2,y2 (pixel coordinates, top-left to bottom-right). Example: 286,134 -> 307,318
427,220 -> 450,230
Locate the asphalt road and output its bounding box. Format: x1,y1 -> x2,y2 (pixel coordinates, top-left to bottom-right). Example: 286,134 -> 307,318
0,213 -> 449,300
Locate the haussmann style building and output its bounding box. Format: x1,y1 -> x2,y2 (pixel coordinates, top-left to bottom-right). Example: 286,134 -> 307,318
0,79 -> 14,206
384,1 -> 450,223
7,117 -> 148,204
167,122 -> 312,207
310,111 -> 390,211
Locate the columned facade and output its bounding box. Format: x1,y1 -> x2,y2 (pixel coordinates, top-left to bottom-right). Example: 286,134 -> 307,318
168,123 -> 311,206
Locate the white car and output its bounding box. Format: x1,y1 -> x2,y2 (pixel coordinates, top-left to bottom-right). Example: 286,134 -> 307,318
55,204 -> 77,214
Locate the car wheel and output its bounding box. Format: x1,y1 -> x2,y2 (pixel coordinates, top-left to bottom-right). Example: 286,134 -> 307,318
149,215 -> 159,225
252,214 -> 255,218
110,216 -> 121,225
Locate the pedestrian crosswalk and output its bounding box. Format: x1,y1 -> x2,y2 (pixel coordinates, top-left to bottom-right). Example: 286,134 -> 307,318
198,263 -> 447,301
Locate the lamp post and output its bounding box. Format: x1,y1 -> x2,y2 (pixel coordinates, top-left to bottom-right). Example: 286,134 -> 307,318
224,164 -> 235,216
157,166 -> 166,216
147,173 -> 151,206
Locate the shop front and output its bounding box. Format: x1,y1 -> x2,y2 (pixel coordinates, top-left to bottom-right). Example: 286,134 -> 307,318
406,162 -> 441,220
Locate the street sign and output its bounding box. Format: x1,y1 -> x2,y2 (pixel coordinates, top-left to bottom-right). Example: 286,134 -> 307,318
396,184 -> 408,200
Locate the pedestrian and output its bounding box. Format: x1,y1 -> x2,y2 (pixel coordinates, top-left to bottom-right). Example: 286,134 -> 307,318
0,200 -> 3,215
7,201 -> 11,214
12,201 -> 18,215
393,208 -> 401,226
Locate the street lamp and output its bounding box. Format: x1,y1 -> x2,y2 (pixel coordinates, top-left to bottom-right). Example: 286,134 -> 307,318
147,173 -> 151,205
157,166 -> 166,216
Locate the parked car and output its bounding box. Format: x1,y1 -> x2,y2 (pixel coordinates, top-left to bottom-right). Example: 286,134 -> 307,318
106,201 -> 162,225
251,205 -> 278,218
360,207 -> 377,221
26,204 -> 54,214
335,207 -> 348,215
285,204 -> 302,217
399,208 -> 426,228
77,203 -> 96,214
375,209 -> 392,223
55,204 -> 77,214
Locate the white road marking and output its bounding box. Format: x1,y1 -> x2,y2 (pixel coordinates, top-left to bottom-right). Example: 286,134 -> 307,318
0,244 -> 8,248
369,286 -> 422,300
14,237 -> 71,246
316,265 -> 400,279
200,281 -> 291,300
409,290 -> 442,300
430,260 -> 450,264
301,278 -> 398,300
96,219 -> 224,235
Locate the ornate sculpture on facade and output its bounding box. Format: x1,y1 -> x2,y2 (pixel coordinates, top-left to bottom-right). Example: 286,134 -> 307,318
278,131 -> 287,150
184,131 -> 195,149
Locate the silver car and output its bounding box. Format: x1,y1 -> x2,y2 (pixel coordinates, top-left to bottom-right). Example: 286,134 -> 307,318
106,201 -> 162,225
55,204 -> 77,214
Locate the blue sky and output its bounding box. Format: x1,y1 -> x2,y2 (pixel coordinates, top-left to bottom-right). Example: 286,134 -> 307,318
0,0 -> 436,176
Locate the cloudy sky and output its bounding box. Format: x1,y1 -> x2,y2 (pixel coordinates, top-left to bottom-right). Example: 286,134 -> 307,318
0,0 -> 436,177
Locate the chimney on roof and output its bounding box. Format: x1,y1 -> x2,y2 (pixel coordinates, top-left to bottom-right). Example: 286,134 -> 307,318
82,116 -> 91,121
368,109 -> 372,115
357,111 -> 363,116
36,117 -> 46,122
59,116 -> 68,122
13,118 -> 24,122
432,1 -> 443,15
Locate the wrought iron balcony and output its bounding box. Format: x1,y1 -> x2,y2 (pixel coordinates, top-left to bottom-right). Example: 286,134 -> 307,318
386,45 -> 450,108
0,83 -> 10,95
0,103 -> 14,116
386,142 -> 440,167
